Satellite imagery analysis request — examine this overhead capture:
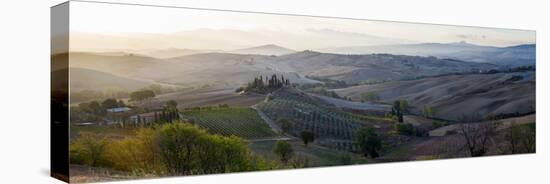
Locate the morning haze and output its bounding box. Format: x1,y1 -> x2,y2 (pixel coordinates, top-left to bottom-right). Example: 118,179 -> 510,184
63,1 -> 536,183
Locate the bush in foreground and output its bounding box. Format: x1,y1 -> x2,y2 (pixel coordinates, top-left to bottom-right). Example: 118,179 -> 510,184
70,121 -> 278,176
273,140 -> 294,164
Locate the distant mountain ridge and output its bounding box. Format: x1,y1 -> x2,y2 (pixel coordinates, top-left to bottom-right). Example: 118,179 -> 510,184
139,48 -> 204,59
229,44 -> 296,56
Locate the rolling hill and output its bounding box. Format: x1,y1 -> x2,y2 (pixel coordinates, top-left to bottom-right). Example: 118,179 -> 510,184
334,71 -> 535,121
68,52 -> 184,83
273,50 -> 498,83
164,52 -> 320,86
67,67 -> 153,91
67,50 -> 501,90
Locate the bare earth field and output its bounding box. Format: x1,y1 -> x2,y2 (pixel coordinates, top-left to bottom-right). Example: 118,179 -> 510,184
335,72 -> 535,121
151,88 -> 265,108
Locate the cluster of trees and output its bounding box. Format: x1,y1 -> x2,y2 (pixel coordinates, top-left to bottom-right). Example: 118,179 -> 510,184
70,122 -> 280,176
160,101 -> 179,123
183,104 -> 230,111
477,66 -> 535,75
360,92 -> 380,102
74,98 -> 126,119
459,122 -> 497,157
130,89 -> 155,101
459,121 -> 536,157
145,84 -> 181,95
353,126 -> 382,158
508,65 -> 535,72
295,77 -> 349,100
393,123 -> 423,136
237,75 -> 290,94
273,140 -> 294,164
277,118 -> 293,134
135,100 -> 180,126
503,123 -> 536,154
277,118 -> 315,146
271,140 -> 312,168
422,106 -> 434,118
135,109 -> 179,126
300,131 -> 315,146
302,76 -> 349,88
307,86 -> 342,99
388,101 -> 434,136
391,100 -> 409,122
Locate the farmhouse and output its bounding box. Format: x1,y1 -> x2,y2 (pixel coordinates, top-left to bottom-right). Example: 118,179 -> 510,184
130,111 -> 163,126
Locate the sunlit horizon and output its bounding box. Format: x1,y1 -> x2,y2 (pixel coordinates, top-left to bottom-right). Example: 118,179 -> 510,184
70,1 -> 535,51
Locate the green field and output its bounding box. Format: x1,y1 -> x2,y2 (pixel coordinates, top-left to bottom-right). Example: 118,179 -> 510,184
249,139 -> 369,167
182,107 -> 278,139
70,125 -> 136,139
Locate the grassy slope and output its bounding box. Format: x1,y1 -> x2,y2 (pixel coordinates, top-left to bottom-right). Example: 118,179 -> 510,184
70,125 -> 137,140
248,139 -> 369,167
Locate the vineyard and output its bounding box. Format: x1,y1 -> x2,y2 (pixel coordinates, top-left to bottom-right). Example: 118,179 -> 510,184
181,107 -> 278,139
256,87 -> 389,151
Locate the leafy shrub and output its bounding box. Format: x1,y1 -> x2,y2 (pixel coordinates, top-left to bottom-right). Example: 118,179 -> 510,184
129,89 -> 155,101
338,153 -> 353,165
277,118 -> 293,134
103,128 -> 162,175
353,126 -> 382,158
69,132 -> 110,167
273,140 -> 294,164
300,131 -> 315,146
155,122 -> 253,175
290,154 -> 310,168
432,121 -> 449,128
360,92 -> 380,102
394,123 -> 416,136
70,122 -> 272,176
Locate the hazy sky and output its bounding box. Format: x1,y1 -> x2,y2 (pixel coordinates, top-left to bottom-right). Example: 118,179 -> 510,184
70,1 -> 535,51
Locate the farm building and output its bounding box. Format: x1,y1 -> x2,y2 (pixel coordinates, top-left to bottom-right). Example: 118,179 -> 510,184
72,122 -> 96,126
130,110 -> 180,126
130,111 -> 175,125
106,107 -> 131,113
130,111 -> 158,126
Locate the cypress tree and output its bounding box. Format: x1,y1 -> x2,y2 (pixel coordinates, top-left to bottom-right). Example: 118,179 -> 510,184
136,115 -> 141,127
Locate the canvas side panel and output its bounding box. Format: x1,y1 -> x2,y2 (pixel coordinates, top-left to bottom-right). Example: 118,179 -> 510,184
51,2 -> 70,183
